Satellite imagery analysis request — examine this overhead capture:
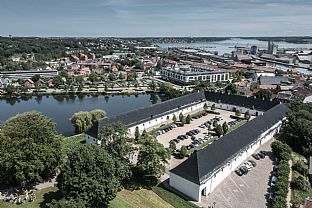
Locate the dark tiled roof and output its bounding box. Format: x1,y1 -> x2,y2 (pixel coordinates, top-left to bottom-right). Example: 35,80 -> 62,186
86,91 -> 206,138
171,103 -> 289,184
204,91 -> 279,111
87,91 -> 281,138
259,76 -> 288,85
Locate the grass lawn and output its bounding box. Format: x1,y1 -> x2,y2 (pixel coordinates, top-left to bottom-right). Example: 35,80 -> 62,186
152,186 -> 198,208
0,187 -> 60,208
109,189 -> 173,208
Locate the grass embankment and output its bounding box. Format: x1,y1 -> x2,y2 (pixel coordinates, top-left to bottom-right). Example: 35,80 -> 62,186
291,152 -> 312,207
110,188 -> 173,208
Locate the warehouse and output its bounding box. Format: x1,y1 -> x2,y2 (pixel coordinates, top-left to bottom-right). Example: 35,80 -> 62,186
169,103 -> 288,202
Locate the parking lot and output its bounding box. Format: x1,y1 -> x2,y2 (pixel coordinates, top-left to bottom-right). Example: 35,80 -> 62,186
156,109 -> 239,149
196,140 -> 275,208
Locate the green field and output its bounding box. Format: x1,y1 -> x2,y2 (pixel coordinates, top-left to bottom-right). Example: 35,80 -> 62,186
109,189 -> 173,208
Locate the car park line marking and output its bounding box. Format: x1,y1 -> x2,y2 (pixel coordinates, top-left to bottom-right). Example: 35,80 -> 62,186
229,176 -> 243,192
219,190 -> 233,208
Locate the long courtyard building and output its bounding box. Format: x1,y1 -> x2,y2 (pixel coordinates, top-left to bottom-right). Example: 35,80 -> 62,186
85,91 -> 288,202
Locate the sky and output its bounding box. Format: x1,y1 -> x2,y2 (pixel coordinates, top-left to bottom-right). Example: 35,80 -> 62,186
0,0 -> 312,37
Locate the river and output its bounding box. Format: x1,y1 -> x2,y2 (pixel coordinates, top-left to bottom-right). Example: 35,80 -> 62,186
0,93 -> 161,136
156,38 -> 312,55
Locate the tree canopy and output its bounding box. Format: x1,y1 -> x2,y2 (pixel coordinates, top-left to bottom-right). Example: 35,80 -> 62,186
57,144 -> 130,208
0,112 -> 62,186
254,89 -> 272,101
70,109 -> 106,133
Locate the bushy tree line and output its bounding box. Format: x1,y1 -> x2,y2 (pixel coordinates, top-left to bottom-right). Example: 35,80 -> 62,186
271,141 -> 292,208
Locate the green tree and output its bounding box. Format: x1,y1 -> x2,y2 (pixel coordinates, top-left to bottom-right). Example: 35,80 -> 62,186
211,104 -> 216,111
31,74 -> 41,82
291,175 -> 308,190
180,145 -> 188,158
88,72 -> 97,83
99,122 -> 134,160
213,119 -> 218,127
235,110 -> 241,117
185,115 -> 191,124
271,140 -> 292,161
57,144 -> 130,208
215,124 -> 223,137
137,134 -> 170,183
108,73 -> 117,81
0,112 -> 62,186
5,85 -> 16,95
203,103 -> 208,111
70,111 -> 93,133
244,111 -> 251,121
149,80 -> 157,91
53,75 -> 64,87
90,109 -> 106,124
169,141 -> 176,154
75,75 -> 84,85
135,126 -> 140,140
225,83 -> 238,95
172,115 -> 177,123
255,89 -> 272,101
179,113 -> 184,123
222,122 -> 229,134
134,62 -> 144,69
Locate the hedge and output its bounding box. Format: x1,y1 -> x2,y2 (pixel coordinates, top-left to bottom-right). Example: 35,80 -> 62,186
205,110 -> 220,115
272,159 -> 290,208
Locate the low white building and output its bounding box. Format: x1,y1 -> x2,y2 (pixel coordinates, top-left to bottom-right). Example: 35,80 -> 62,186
169,103 -> 288,202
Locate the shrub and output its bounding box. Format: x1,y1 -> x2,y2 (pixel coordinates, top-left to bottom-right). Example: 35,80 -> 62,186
292,161 -> 307,176
291,175 -> 308,190
271,140 -> 292,161
180,145 -> 187,158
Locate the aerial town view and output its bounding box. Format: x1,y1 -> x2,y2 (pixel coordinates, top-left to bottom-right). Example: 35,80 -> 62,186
1,1 -> 312,208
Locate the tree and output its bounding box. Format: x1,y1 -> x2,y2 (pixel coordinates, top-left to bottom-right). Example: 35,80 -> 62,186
180,145 -> 188,158
0,112 -> 62,187
185,115 -> 191,124
291,176 -> 308,190
90,109 -> 106,124
108,73 -> 117,81
255,89 -> 272,101
99,122 -> 134,160
53,75 -> 64,87
149,81 -> 157,91
244,111 -> 251,121
5,85 -> 15,95
75,75 -> 83,85
179,113 -> 184,123
31,74 -> 41,82
203,103 -> 208,111
172,115 -> 177,123
137,134 -> 170,183
213,119 -> 218,128
222,122 -> 229,134
235,110 -> 241,117
225,83 -> 238,95
135,126 -> 140,140
134,62 -> 144,69
70,111 -> 93,133
211,104 -> 216,111
271,140 -> 292,161
88,72 -> 97,83
169,141 -> 176,154
215,124 -> 223,137
284,103 -> 312,157
57,144 -> 130,208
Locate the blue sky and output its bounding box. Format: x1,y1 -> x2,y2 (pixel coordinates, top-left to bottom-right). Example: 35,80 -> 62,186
1,0 -> 312,37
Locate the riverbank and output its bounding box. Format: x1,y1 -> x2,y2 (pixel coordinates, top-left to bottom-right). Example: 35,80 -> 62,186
0,86 -> 157,98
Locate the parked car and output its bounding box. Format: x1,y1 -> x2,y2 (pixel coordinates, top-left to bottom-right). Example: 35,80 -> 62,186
243,162 -> 252,170
271,176 -> 277,186
252,153 -> 260,160
258,152 -> 265,159
260,150 -> 267,156
235,169 -> 243,176
239,166 -> 248,174
268,192 -> 274,202
248,160 -> 257,167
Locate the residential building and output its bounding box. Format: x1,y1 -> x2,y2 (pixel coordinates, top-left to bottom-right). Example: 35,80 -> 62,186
160,65 -> 230,85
